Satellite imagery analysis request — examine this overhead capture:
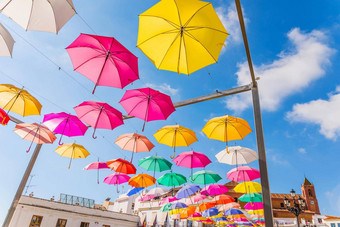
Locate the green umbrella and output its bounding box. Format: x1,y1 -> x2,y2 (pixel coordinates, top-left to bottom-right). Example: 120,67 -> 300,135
188,170 -> 222,185
138,156 -> 172,172
253,218 -> 265,221
158,172 -> 187,186
161,203 -> 173,212
239,193 -> 263,203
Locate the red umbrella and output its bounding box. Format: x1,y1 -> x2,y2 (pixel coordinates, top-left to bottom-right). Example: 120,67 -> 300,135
119,87 -> 175,131
107,158 -> 137,174
66,34 -> 139,94
74,101 -> 124,139
0,108 -> 10,125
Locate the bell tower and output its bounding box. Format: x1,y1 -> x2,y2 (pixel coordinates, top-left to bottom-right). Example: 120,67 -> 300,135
301,177 -> 320,214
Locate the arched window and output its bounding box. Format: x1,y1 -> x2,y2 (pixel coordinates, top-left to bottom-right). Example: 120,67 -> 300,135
308,189 -> 313,197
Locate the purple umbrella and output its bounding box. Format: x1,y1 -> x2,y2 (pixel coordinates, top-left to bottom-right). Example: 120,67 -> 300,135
170,202 -> 188,210
176,184 -> 200,199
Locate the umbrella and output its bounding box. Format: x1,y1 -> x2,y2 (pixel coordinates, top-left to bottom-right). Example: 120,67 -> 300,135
211,195 -> 235,205
0,84 -> 42,121
248,210 -> 264,215
239,193 -> 263,203
218,202 -> 241,212
190,194 -> 207,204
216,146 -> 258,165
200,184 -> 228,196
170,202 -> 187,210
104,173 -> 130,192
55,143 -> 89,168
188,212 -> 203,221
127,187 -> 144,196
225,209 -> 244,216
202,219 -> 215,224
137,0 -> 228,74
227,166 -> 260,182
66,34 -> 139,93
161,203 -> 173,212
175,184 -> 200,199
107,158 -> 136,174
234,182 -> 262,194
180,206 -> 196,219
128,173 -> 156,188
244,202 -> 263,210
139,194 -> 157,202
159,196 -> 178,205
0,23 -> 14,57
74,101 -> 123,139
198,202 -> 215,212
13,123 -> 56,153
154,125 -> 197,158
157,172 -> 187,190
202,208 -> 219,218
169,208 -> 183,215
83,161 -> 109,184
173,151 -> 211,177
0,0 -> 75,33
202,115 -> 252,151
146,187 -> 169,196
43,112 -> 88,145
139,155 -> 172,180
0,108 -> 10,125
189,170 -> 222,185
115,133 -> 154,162
119,88 -> 175,131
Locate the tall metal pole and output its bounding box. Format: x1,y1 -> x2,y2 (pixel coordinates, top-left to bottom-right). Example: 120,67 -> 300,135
2,144 -> 43,227
235,0 -> 274,226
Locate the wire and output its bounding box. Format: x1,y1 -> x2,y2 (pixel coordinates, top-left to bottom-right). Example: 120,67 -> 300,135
76,13 -> 97,35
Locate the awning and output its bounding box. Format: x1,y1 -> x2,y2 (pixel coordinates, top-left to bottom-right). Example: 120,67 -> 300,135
158,212 -> 168,226
147,212 -> 157,226
140,213 -> 146,225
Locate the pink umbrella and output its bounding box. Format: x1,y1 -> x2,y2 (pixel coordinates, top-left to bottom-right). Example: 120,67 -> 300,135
218,202 -> 241,211
201,184 -> 229,196
244,202 -> 263,210
119,87 -> 175,131
139,194 -> 157,202
83,161 -> 109,184
74,101 -> 123,139
189,212 -> 202,218
173,151 -> 211,178
191,194 -> 207,203
43,112 -> 88,145
104,173 -> 130,193
159,196 -> 178,205
66,34 -> 139,94
227,166 -> 260,182
233,218 -> 249,222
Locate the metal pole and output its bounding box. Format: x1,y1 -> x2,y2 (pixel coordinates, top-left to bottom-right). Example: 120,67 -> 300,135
2,144 -> 43,227
296,215 -> 300,227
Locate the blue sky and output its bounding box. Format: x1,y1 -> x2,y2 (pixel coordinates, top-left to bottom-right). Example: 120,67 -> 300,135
0,0 -> 340,222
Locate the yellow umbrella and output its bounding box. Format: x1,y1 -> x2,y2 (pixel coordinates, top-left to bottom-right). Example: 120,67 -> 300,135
169,208 -> 183,215
154,125 -> 197,158
137,0 -> 228,75
0,84 -> 42,120
202,115 -> 252,151
248,209 -> 264,215
210,212 -> 224,219
55,143 -> 90,169
234,182 -> 262,193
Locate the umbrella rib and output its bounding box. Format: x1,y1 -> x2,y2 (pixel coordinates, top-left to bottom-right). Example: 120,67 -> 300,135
185,26 -> 229,35
46,0 -> 58,33
137,29 -> 179,47
25,1 -> 35,31
139,15 -> 180,30
157,32 -> 181,70
183,3 -> 210,27
172,0 -> 183,26
109,54 -> 139,77
74,53 -> 106,71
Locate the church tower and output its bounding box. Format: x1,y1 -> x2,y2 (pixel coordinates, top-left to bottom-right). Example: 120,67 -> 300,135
301,177 -> 320,214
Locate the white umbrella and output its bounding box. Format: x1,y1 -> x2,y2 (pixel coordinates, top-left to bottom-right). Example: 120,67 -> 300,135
0,0 -> 76,33
215,146 -> 258,165
146,187 -> 169,196
0,23 -> 14,57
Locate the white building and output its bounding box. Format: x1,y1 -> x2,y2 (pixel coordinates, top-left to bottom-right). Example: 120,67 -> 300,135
9,195 -> 139,227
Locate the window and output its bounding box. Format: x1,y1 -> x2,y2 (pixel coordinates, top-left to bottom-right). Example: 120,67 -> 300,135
280,203 -> 284,207
56,219 -> 67,227
30,215 -> 43,227
234,197 -> 238,202
80,222 -> 90,227
337,224 -> 340,227
308,189 -> 313,197
103,225 -> 110,227
331,223 -> 335,227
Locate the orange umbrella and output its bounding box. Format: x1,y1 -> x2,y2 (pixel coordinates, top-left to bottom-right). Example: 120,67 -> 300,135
198,202 -> 215,212
218,202 -> 241,211
128,173 -> 156,188
107,158 -> 137,174
211,195 -> 235,205
180,206 -> 196,219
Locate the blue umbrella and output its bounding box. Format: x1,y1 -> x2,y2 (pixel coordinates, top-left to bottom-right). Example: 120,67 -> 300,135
127,187 -> 144,196
213,217 -> 228,222
170,202 -> 188,210
202,207 -> 219,217
225,208 -> 244,216
175,184 -> 200,199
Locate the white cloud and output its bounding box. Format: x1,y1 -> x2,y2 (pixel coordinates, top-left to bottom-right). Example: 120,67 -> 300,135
145,83 -> 179,97
286,88 -> 340,140
298,148 -> 307,154
225,28 -> 334,112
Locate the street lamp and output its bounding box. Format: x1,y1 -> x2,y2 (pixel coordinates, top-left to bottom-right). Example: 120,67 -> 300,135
283,189 -> 306,227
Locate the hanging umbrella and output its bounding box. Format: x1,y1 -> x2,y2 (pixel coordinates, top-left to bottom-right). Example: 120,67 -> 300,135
248,210 -> 264,215
139,155 -> 172,180
83,161 -> 109,184
107,158 -> 136,174
239,193 -> 263,203
169,209 -> 183,216
234,182 -> 262,194
180,206 -> 196,219
159,196 -> 178,205
139,194 -> 157,202
0,84 -> 42,121
0,23 -> 14,57
189,170 -> 222,185
43,112 -> 88,145
202,219 -> 215,224
161,203 -> 173,212
244,202 -> 263,210
173,151 -> 211,177
104,173 -> 130,193
0,108 -> 10,125
200,184 -> 229,196
137,0 -> 228,74
128,173 -> 156,188
146,187 -> 169,196
170,202 -> 188,210
216,146 -> 258,165
119,87 -> 175,131
55,143 -> 89,168
66,34 -> 139,93
190,194 -> 207,204
127,187 -> 144,196
211,195 -> 235,205
154,125 -> 197,158
202,208 -> 219,218
227,166 -> 260,182
188,212 -> 204,221
219,202 -> 241,212
175,184 -> 200,199
115,133 -> 154,162
225,209 -> 244,216
74,101 -> 123,139
202,115 -> 252,151
198,202 -> 215,212
157,172 -> 187,187
13,123 -> 56,152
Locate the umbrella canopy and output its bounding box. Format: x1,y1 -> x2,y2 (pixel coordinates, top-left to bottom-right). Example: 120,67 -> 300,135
55,143 -> 89,168
128,173 -> 156,188
169,208 -> 183,215
219,202 -> 241,211
216,146 -> 258,165
239,193 -> 263,203
227,166 -> 261,182
190,194 -> 207,203
74,101 -> 123,138
115,133 -> 154,162
198,202 -> 215,212
0,84 -> 42,119
173,151 -> 211,176
14,123 -> 56,152
225,209 -> 244,216
175,184 -> 200,199
146,187 -> 169,196
161,203 -> 173,212
180,206 -> 196,219
244,202 -> 263,210
137,0 -> 228,74
248,210 -> 264,215
0,0 -> 75,33
139,194 -> 157,202
211,195 -> 235,205
43,112 -> 88,145
119,88 -> 175,131
188,212 -> 203,220
107,158 -> 136,174
0,23 -> 14,57
202,208 -> 219,218
104,173 -> 130,185
159,196 -> 178,205
66,34 -> 139,93
138,156 -> 172,172
157,172 -> 187,187
189,170 -> 222,185
201,184 -> 229,196
154,125 -> 197,158
234,182 -> 262,194
0,108 -> 10,125
170,202 -> 188,210
83,162 -> 108,170
127,187 -> 144,196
